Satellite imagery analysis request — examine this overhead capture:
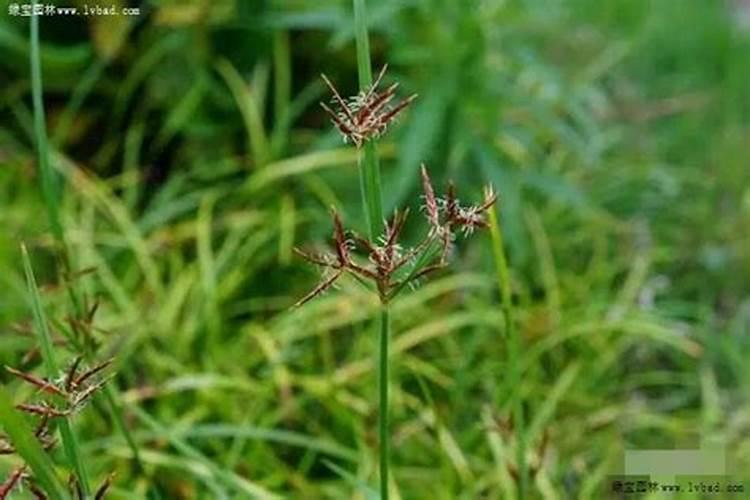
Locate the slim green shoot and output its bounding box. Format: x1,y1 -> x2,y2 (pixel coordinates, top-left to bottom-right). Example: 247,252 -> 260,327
487,196 -> 528,497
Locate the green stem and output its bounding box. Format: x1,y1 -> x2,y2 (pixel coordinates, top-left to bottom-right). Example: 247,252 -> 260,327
358,145 -> 385,239
353,0 -> 373,88
353,0 -> 384,240
487,203 -> 528,497
353,2 -> 390,498
378,306 -> 390,500
30,6 -> 62,245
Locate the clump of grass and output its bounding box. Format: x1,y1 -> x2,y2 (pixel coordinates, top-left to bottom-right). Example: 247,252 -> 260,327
293,2 -> 497,497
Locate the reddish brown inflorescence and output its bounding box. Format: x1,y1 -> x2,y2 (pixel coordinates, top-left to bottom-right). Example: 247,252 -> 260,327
320,65 -> 417,148
4,357 -> 112,419
0,356 -> 114,498
294,165 -> 496,307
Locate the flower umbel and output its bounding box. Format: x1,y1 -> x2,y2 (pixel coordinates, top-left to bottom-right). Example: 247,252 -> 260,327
320,65 -> 417,148
0,357 -> 115,499
294,165 -> 497,306
4,357 -> 112,418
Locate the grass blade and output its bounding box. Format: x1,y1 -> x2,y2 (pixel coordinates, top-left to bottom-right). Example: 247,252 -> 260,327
132,407 -> 281,499
323,460 -> 378,500
353,0 -> 374,90
271,31 -> 292,157
359,144 -> 385,239
30,6 -> 62,244
217,59 -> 271,169
486,200 -> 528,496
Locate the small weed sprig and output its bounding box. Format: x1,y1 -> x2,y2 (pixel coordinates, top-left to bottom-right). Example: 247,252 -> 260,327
295,37 -> 496,497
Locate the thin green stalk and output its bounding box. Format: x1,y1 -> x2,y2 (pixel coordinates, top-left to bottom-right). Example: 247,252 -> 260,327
30,2 -> 83,350
378,307 -> 390,500
353,0 -> 384,240
353,0 -> 373,89
359,144 -> 385,239
30,9 -> 62,245
22,244 -> 91,496
487,203 -> 528,497
353,2 -> 390,498
29,10 -> 145,477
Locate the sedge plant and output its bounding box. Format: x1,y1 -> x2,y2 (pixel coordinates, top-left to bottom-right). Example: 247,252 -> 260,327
293,1 -> 497,497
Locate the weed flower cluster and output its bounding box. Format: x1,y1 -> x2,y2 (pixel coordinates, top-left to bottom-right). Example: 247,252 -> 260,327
5,358 -> 112,418
0,356 -> 112,498
321,65 -> 417,148
295,162 -> 496,307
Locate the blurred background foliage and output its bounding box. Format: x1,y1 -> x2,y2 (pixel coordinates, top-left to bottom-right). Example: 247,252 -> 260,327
0,0 -> 749,497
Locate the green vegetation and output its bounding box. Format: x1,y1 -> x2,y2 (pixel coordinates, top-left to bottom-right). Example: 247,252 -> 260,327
1,0 -> 748,498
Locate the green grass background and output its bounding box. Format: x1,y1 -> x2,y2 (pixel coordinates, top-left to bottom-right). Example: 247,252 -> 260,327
1,0 -> 749,498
